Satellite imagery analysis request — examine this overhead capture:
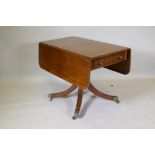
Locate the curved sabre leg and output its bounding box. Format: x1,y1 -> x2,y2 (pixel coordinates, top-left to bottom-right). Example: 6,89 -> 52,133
72,88 -> 83,120
88,83 -> 120,103
48,84 -> 77,100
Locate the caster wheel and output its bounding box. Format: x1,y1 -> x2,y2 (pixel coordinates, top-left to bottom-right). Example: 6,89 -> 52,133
115,100 -> 120,104
72,113 -> 80,120
48,94 -> 53,101
114,96 -> 120,104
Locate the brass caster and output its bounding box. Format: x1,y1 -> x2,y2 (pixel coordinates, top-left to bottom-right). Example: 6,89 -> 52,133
72,112 -> 80,120
114,96 -> 120,104
48,94 -> 53,101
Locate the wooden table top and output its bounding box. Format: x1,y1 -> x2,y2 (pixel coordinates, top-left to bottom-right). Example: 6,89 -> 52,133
41,36 -> 130,59
39,36 -> 131,88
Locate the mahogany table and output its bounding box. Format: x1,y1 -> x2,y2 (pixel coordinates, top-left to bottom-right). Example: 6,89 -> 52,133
39,36 -> 131,119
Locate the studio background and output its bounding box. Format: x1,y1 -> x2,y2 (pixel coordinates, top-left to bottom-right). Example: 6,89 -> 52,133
0,26 -> 155,128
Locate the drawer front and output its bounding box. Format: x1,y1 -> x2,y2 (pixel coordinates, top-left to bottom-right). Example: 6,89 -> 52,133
92,51 -> 127,70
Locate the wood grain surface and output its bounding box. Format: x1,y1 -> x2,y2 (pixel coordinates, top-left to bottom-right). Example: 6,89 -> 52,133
39,43 -> 91,89
41,36 -> 130,59
39,37 -> 131,88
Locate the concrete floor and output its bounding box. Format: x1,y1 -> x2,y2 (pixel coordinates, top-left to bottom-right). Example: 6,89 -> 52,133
0,78 -> 155,128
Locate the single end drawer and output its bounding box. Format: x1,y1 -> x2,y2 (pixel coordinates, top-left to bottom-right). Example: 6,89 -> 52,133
92,51 -> 127,70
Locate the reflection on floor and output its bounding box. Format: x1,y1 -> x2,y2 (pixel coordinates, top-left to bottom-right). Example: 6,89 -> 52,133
0,78 -> 155,128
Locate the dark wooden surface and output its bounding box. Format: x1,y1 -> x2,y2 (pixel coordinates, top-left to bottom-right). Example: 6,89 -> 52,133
39,36 -> 131,88
106,49 -> 131,74
41,36 -> 130,59
39,42 -> 91,88
48,84 -> 77,99
92,50 -> 127,70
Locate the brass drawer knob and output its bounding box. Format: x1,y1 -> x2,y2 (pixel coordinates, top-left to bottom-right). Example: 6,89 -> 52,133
97,61 -> 103,65
119,56 -> 123,60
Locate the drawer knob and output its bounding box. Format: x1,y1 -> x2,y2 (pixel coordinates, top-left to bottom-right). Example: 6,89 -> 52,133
97,61 -> 103,65
119,56 -> 123,60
